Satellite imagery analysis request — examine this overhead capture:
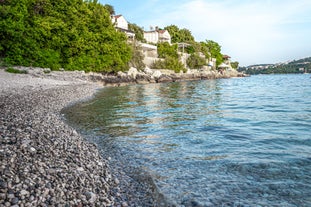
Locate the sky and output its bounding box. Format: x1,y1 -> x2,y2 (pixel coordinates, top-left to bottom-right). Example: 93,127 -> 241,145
100,0 -> 311,66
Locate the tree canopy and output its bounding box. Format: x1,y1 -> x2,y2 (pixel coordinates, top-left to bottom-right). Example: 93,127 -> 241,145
164,25 -> 195,44
164,25 -> 225,68
128,23 -> 145,42
157,42 -> 178,59
0,0 -> 131,72
0,0 -> 234,72
201,40 -> 223,66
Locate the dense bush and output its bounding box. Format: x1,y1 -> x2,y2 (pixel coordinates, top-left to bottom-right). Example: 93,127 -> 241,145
128,43 -> 145,70
151,56 -> 186,73
157,42 -> 178,59
0,0 -> 131,72
128,23 -> 145,42
187,53 -> 206,69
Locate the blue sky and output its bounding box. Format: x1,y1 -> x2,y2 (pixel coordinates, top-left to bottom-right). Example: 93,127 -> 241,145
100,0 -> 311,66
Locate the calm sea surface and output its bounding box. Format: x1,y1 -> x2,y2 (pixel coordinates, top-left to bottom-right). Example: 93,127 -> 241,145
64,74 -> 311,206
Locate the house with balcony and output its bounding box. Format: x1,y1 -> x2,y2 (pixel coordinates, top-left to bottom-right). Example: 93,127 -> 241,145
218,55 -> 233,70
144,29 -> 171,44
111,15 -> 135,40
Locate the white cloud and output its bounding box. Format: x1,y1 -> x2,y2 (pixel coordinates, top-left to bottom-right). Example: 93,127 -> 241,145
139,0 -> 311,65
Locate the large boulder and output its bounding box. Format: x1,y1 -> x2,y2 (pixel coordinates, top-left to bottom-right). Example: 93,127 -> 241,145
117,71 -> 127,78
127,67 -> 138,79
143,67 -> 153,75
152,70 -> 162,79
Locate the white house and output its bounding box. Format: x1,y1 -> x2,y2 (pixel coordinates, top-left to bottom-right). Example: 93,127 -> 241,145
111,15 -> 135,40
111,15 -> 128,30
218,55 -> 232,70
144,29 -> 171,44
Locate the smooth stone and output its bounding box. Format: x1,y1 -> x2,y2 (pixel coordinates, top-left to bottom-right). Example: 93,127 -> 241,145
11,197 -> 19,205
85,191 -> 96,203
0,180 -> 7,189
7,194 -> 15,199
20,190 -> 29,196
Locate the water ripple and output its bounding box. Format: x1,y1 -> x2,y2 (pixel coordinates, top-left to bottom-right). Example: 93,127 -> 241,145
64,74 -> 311,206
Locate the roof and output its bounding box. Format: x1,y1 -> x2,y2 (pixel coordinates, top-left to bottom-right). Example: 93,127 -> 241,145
223,55 -> 231,59
157,29 -> 167,34
113,15 -> 122,19
144,31 -> 157,33
177,43 -> 191,48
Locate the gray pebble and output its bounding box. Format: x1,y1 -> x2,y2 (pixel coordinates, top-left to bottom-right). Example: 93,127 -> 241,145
0,69 -> 157,207
11,197 -> 19,205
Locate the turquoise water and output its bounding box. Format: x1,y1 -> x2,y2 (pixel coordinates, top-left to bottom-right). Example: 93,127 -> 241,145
64,74 -> 311,206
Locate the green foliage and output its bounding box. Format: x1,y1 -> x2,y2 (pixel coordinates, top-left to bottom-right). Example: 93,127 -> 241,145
104,4 -> 115,15
164,25 -> 195,44
154,42 -> 185,73
179,28 -> 195,42
231,61 -> 239,69
164,25 -> 179,43
0,0 -> 131,72
151,56 -> 186,73
199,42 -> 210,59
157,42 -> 178,58
128,23 -> 145,42
5,67 -> 28,74
128,43 -> 145,70
187,53 -> 206,69
201,40 -> 223,66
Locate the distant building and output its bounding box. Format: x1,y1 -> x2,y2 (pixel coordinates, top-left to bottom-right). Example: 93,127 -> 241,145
111,15 -> 135,40
218,55 -> 232,70
144,29 -> 171,44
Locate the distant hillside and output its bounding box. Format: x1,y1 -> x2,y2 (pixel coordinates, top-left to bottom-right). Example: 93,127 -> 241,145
238,57 -> 311,74
289,57 -> 311,65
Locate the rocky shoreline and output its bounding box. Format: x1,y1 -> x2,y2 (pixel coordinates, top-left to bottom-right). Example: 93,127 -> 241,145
7,66 -> 248,87
0,67 -> 247,206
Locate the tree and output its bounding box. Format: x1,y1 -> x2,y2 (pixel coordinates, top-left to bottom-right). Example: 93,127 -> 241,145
164,25 -> 180,43
0,0 -> 131,72
128,23 -> 145,42
202,40 -> 223,67
104,4 -> 115,15
231,61 -> 239,69
179,28 -> 194,43
164,25 -> 195,44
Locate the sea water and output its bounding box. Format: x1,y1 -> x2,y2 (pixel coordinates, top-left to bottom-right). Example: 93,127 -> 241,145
64,74 -> 311,206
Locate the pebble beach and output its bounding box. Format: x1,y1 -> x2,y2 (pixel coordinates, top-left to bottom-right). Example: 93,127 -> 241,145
0,67 -> 245,206
0,69 -> 160,207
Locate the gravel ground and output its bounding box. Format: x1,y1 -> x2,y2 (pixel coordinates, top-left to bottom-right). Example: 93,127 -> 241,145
0,69 -> 164,207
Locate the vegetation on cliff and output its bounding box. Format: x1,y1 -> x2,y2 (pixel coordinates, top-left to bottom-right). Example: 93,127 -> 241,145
0,1 -> 231,73
0,0 -> 131,72
164,24 -> 225,68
